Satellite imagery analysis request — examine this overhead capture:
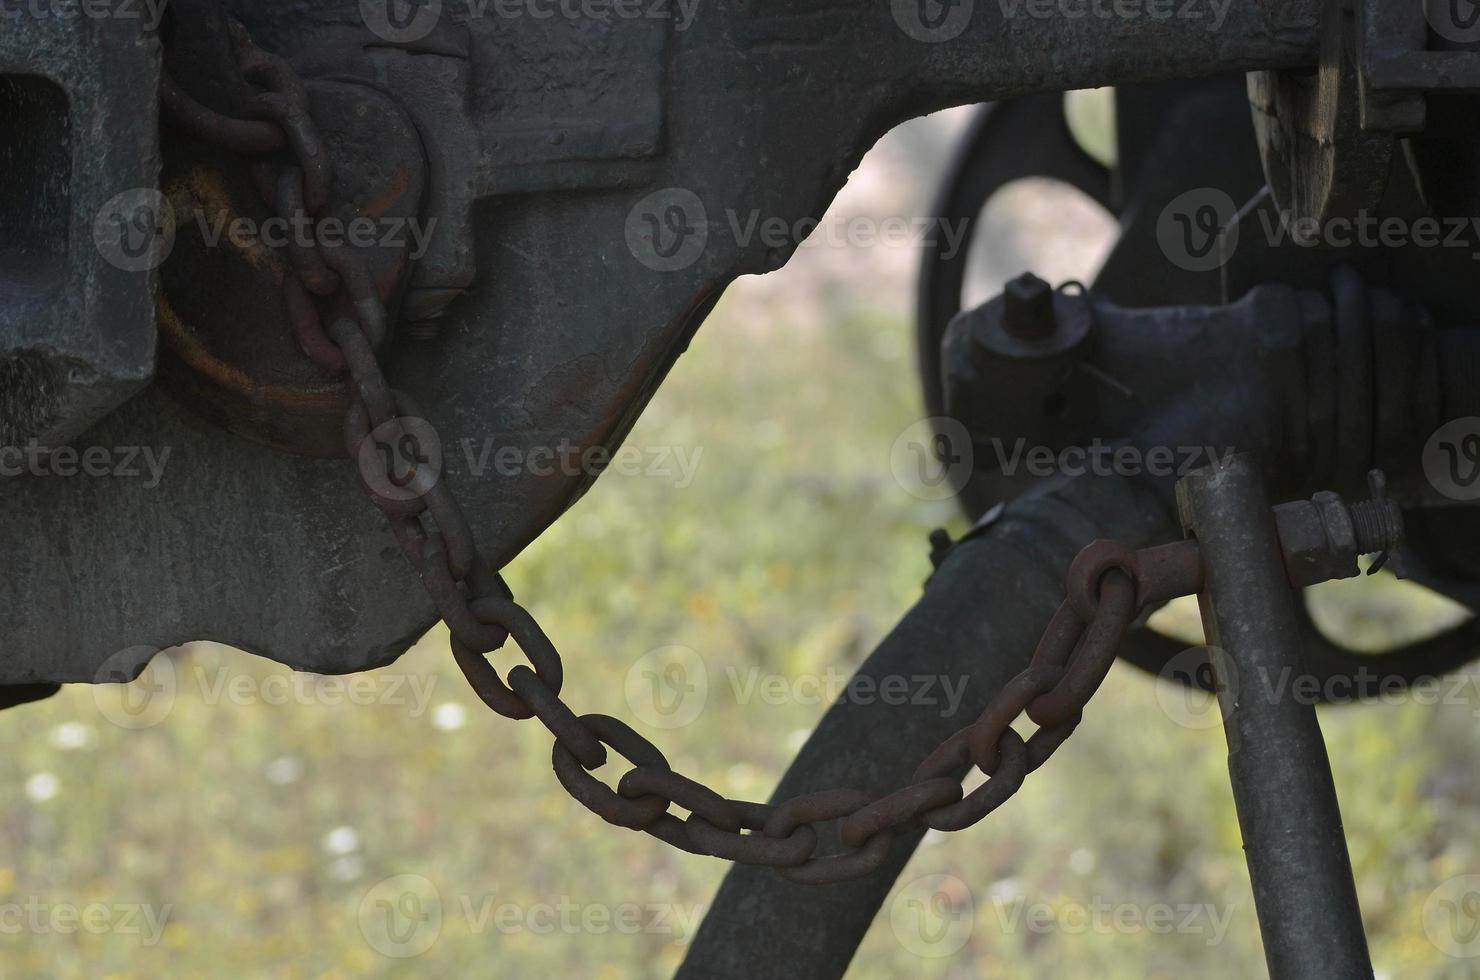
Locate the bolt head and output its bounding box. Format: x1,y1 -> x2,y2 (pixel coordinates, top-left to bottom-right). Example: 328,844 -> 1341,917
1002,273 -> 1057,340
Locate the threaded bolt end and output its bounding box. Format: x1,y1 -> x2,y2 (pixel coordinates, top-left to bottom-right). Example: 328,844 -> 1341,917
1350,500 -> 1404,554
406,320 -> 444,342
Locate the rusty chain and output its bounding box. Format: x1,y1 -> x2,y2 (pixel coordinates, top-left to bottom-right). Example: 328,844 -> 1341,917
160,19 -> 1207,885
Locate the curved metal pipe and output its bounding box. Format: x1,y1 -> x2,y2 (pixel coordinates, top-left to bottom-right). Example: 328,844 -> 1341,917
679,468 -> 1180,979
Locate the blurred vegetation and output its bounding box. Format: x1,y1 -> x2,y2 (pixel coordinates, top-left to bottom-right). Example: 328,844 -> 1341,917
3,100 -> 1479,979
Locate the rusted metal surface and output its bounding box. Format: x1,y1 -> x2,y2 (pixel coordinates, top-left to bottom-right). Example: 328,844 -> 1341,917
440,530 -> 1202,888
157,12 -> 428,456
160,89 -> 425,452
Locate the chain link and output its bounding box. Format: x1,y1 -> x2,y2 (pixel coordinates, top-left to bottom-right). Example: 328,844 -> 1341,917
162,16 -> 1209,887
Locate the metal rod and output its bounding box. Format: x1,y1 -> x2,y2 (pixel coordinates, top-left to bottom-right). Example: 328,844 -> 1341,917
1179,454 -> 1373,980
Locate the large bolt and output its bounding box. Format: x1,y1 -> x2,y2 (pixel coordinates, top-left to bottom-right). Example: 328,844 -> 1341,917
1273,470 -> 1406,587
1002,272 -> 1058,340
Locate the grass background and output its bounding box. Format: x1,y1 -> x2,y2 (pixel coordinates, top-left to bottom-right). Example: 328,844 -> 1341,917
3,96 -> 1479,978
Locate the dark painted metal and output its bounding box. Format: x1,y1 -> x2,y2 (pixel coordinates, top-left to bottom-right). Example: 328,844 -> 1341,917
915,92 -> 1113,434
1179,453 -> 1373,980
918,79 -> 1272,519
918,82 -> 1480,692
0,2 -> 1325,682
0,19 -> 160,448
